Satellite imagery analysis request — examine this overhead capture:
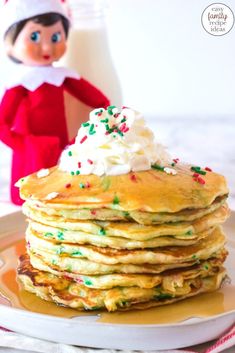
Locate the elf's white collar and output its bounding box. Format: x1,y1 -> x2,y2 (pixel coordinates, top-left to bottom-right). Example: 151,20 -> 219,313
2,57 -> 80,91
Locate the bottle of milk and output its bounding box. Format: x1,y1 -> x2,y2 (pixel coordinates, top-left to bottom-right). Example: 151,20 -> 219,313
60,0 -> 122,139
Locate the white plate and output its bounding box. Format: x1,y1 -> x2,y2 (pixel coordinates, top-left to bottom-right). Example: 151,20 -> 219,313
0,211 -> 235,351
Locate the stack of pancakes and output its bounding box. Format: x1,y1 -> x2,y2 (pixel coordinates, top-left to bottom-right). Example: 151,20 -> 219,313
18,164 -> 229,311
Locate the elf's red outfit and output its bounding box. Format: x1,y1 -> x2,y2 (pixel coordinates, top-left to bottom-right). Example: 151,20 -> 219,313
0,68 -> 109,205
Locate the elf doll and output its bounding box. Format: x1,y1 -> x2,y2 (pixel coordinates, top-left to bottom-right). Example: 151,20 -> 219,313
0,0 -> 110,205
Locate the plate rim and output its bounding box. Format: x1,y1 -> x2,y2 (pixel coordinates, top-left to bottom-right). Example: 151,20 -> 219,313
0,298 -> 235,328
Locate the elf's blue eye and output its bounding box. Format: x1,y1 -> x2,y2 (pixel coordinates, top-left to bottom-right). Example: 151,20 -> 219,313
30,31 -> 40,42
51,32 -> 61,43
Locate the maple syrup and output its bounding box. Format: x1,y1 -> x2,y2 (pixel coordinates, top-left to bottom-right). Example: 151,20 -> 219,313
0,234 -> 235,325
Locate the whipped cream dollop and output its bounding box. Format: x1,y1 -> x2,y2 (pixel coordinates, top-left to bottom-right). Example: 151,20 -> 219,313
59,107 -> 171,176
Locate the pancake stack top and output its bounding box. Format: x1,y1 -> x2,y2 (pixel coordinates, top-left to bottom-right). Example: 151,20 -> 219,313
17,107 -> 230,312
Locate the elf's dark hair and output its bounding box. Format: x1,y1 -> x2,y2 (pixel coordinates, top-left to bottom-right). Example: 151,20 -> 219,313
4,12 -> 70,44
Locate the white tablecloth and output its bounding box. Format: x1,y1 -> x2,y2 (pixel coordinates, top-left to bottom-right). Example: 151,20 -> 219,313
0,331 -> 235,353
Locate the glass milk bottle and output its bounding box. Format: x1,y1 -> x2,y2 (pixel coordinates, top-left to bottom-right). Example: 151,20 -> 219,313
61,0 -> 122,140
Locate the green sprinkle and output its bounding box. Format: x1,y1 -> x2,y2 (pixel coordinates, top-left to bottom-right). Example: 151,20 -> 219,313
117,130 -> 124,137
45,232 -> 54,238
186,230 -> 193,236
123,211 -> 130,217
79,183 -> 85,189
52,259 -> 57,265
171,163 -> 175,167
198,170 -> 206,175
156,293 -> 173,300
113,195 -> 120,205
91,306 -> 102,310
191,166 -> 201,171
68,151 -> 72,156
191,166 -> 207,175
95,109 -> 104,115
76,170 -> 80,175
119,300 -> 128,307
84,278 -> 93,286
99,228 -> 106,236
105,124 -> 110,131
192,254 -> 197,259
71,171 -> 75,176
151,164 -> 164,171
89,123 -> 95,132
89,130 -> 96,135
107,105 -> 116,115
57,231 -> 64,241
121,118 -> 127,123
72,251 -> 83,256
204,264 -> 209,270
100,118 -> 109,123
108,127 -> 114,134
82,122 -> 90,127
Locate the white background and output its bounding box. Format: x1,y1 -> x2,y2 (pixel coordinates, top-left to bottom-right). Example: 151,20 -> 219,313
107,0 -> 235,118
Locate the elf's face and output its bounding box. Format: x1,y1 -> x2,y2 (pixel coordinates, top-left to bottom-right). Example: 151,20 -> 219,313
6,20 -> 67,66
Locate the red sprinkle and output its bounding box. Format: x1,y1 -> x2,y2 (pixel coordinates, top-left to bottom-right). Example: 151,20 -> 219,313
91,210 -> 97,215
78,162 -> 82,168
130,174 -> 137,182
193,173 -> 199,178
197,176 -> 205,185
76,278 -> 84,284
65,183 -> 71,188
193,176 -> 205,185
120,123 -> 127,132
173,158 -> 179,163
205,167 -> 212,172
80,135 -> 88,144
88,159 -> 93,165
86,182 -> 91,188
64,275 -> 72,281
123,127 -> 129,133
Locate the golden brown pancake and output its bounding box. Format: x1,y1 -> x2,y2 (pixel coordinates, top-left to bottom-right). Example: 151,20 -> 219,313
22,195 -> 227,225
26,250 -> 227,289
26,226 -> 225,266
19,164 -> 228,214
18,254 -> 227,312
24,203 -> 229,245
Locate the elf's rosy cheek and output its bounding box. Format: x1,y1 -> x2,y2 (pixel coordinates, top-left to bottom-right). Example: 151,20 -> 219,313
53,42 -> 67,60
24,42 -> 40,59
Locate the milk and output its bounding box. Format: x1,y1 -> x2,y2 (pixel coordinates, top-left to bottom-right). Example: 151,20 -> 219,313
60,1 -> 122,140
